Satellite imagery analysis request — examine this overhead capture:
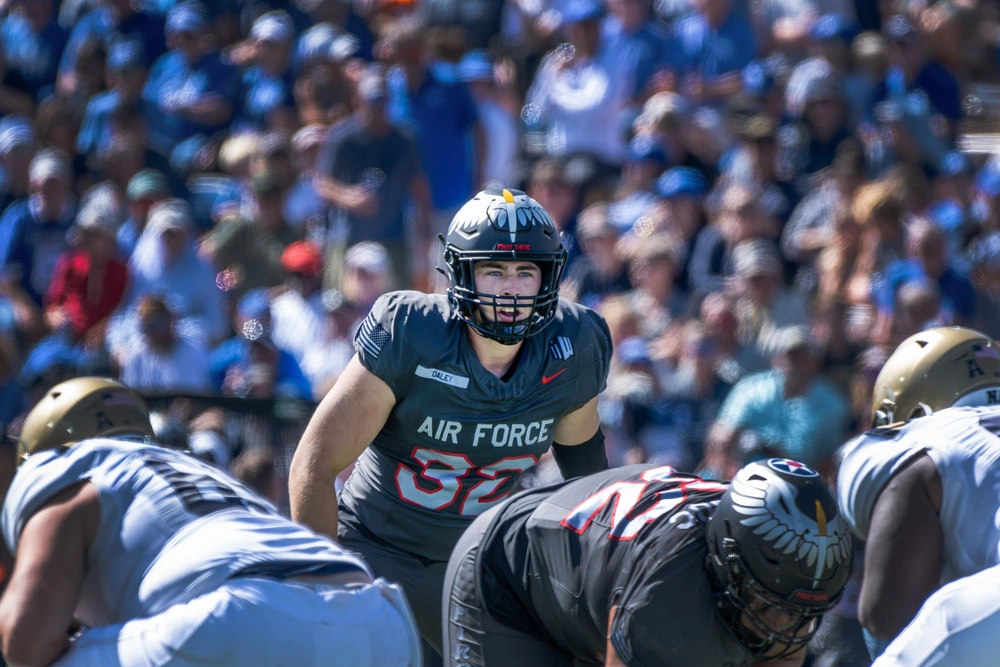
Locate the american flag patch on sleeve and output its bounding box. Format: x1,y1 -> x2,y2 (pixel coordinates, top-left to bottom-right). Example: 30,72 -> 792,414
103,391 -> 136,408
974,344 -> 1000,361
355,312 -> 391,360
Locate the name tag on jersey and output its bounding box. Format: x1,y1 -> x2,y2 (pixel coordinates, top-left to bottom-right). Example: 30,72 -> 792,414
415,365 -> 470,389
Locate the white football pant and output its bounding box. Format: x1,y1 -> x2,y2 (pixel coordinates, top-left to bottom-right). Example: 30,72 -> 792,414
874,564 -> 1000,666
51,577 -> 421,667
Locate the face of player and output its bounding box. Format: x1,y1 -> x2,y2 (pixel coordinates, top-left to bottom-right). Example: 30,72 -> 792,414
473,261 -> 542,324
738,582 -> 818,658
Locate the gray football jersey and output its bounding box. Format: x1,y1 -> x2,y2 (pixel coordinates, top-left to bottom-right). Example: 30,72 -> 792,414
342,291 -> 612,562
2,439 -> 370,627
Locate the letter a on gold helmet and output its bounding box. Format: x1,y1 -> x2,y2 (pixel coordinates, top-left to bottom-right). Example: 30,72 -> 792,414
16,377 -> 154,465
871,326 -> 1000,428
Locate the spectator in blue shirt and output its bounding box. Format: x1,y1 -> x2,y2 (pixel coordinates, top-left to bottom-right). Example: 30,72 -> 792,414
236,10 -> 297,131
57,0 -> 166,99
669,0 -> 756,105
382,17 -> 484,227
0,149 -> 76,306
209,288 -> 313,400
871,15 -> 961,127
0,0 -> 69,99
143,1 -> 239,153
702,324 -> 850,479
601,0 -> 670,98
872,218 -> 976,340
77,40 -> 148,160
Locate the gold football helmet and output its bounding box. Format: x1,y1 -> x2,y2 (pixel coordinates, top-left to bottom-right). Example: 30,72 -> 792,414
16,377 -> 154,465
871,327 -> 1000,428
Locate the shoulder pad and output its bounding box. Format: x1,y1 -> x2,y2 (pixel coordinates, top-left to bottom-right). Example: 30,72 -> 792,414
354,292 -> 454,393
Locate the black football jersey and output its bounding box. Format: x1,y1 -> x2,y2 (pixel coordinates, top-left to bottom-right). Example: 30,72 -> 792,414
340,291 -> 612,562
478,465 -> 755,666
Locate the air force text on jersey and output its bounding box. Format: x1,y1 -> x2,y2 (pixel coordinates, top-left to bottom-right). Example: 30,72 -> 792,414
416,415 -> 555,448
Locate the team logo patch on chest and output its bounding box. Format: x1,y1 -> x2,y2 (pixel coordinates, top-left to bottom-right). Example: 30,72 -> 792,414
415,365 -> 470,389
550,336 -> 574,360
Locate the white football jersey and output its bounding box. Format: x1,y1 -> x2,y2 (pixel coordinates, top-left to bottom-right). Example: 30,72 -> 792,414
2,439 -> 370,627
838,406 -> 1000,585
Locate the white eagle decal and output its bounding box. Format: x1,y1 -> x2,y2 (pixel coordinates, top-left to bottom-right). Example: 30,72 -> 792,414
730,471 -> 851,584
447,189 -> 556,243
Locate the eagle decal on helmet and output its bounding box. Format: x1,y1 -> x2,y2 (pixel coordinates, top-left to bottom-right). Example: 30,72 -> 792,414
730,471 -> 851,584
448,189 -> 556,243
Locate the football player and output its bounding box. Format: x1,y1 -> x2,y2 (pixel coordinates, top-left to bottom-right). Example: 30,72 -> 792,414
837,326 -> 1000,665
0,378 -> 421,667
442,459 -> 853,666
289,188 -> 613,655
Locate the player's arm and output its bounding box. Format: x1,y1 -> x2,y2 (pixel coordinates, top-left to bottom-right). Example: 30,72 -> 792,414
289,354 -> 396,540
857,453 -> 943,643
0,482 -> 98,667
605,605 -> 627,667
551,396 -> 608,480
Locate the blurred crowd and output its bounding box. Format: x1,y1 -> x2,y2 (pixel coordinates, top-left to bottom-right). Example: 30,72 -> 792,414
1,0 -> 1000,544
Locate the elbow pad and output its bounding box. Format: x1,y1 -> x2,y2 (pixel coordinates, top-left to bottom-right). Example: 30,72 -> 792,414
552,429 -> 608,480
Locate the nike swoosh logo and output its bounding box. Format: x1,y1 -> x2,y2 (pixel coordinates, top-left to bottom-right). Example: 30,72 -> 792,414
542,368 -> 567,384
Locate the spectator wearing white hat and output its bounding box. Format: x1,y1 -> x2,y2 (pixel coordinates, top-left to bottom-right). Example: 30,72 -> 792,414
341,241 -> 392,314
237,10 -> 298,131
123,198 -> 226,345
0,148 -> 76,306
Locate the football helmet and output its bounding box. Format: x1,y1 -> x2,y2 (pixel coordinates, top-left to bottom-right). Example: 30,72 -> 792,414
440,188 -> 567,345
707,459 -> 853,659
15,377 -> 154,465
870,326 -> 1000,428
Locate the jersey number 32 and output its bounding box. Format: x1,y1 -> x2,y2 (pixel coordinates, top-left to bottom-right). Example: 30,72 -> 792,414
394,447 -> 538,517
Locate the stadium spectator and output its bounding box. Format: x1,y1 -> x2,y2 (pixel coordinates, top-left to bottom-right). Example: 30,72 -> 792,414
44,183 -> 127,345
271,240 -> 328,368
561,202 -> 630,309
125,198 -> 226,343
118,168 -> 169,258
702,324 -> 850,478
204,170 -> 301,294
340,241 -> 393,314
118,293 -> 212,392
142,1 -> 237,154
317,63 -> 432,290
382,17 -> 484,230
526,0 -> 631,165
0,0 -> 68,100
0,116 -> 36,213
0,148 -> 76,307
210,288 -> 312,400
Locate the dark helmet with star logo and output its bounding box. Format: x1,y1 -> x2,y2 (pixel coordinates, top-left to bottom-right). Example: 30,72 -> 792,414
706,459 -> 853,659
440,188 -> 568,345
14,377 -> 154,466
